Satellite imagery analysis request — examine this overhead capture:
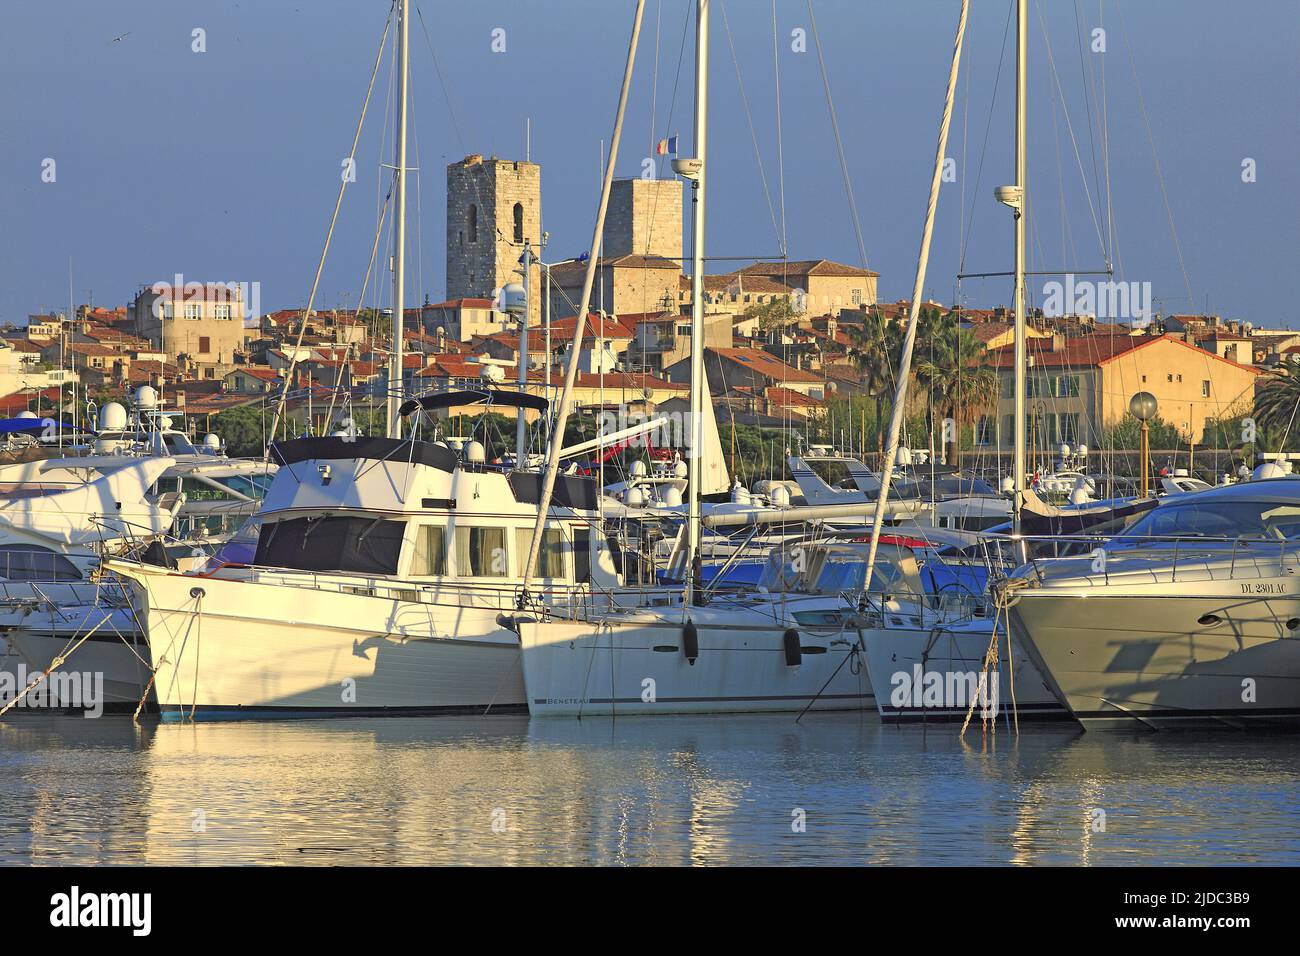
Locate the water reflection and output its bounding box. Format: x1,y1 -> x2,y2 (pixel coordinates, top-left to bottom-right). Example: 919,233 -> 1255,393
0,713 -> 1296,865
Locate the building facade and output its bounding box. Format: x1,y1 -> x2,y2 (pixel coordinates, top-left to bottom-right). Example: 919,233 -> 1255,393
131,282 -> 248,379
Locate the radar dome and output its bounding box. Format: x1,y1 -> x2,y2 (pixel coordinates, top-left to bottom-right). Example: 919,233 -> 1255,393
98,402 -> 127,430
770,483 -> 791,507
15,410 -> 37,420
1253,462 -> 1287,480
630,459 -> 648,478
464,440 -> 487,464
624,487 -> 645,508
661,486 -> 683,508
135,385 -> 158,409
203,434 -> 221,451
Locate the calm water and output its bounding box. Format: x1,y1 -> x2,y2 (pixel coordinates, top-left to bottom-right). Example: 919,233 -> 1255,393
0,712 -> 1296,865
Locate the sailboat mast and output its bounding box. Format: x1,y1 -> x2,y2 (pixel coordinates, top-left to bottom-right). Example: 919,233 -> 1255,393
387,0 -> 410,438
684,0 -> 709,606
1011,0 -> 1028,533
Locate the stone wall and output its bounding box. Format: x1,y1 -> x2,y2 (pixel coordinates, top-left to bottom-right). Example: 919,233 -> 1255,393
603,178 -> 683,262
446,155 -> 543,320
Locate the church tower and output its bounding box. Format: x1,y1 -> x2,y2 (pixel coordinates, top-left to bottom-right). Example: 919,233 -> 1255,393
446,154 -> 542,320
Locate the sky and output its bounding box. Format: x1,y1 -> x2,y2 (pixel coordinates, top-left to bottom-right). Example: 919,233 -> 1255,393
1,0 -> 1297,329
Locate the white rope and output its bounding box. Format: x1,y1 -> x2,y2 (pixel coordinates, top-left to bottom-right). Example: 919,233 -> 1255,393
522,0 -> 647,588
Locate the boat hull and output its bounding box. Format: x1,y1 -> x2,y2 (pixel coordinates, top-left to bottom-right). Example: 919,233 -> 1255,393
2,607 -> 150,709
1010,589 -> 1300,729
519,607 -> 874,717
126,570 -> 527,721
861,616 -> 1068,721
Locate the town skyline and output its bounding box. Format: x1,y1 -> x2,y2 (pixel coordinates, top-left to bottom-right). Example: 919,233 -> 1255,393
2,0 -> 1297,329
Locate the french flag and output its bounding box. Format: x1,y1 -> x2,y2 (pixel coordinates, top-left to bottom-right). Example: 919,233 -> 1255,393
656,135 -> 678,156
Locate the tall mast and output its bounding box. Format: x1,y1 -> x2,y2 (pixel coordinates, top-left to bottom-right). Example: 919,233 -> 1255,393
681,0 -> 709,606
1011,0 -> 1028,533
387,0 -> 410,438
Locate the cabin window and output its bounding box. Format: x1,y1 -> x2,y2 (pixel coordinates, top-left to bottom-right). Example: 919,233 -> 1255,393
254,516 -> 405,574
0,545 -> 81,581
455,526 -> 507,577
410,525 -> 447,576
516,527 -> 566,579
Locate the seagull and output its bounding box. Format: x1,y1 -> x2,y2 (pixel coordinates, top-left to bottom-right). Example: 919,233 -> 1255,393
109,32 -> 130,44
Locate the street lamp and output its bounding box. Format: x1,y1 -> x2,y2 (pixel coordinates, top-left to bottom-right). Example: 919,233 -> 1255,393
1129,391 -> 1158,497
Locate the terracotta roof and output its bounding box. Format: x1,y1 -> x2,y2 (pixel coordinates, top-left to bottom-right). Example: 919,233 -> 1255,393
547,314 -> 636,340
0,388 -> 61,414
986,332 -> 1262,374
225,367 -> 280,381
708,347 -> 822,384
426,298 -> 495,309
763,386 -> 825,407
729,258 -> 879,279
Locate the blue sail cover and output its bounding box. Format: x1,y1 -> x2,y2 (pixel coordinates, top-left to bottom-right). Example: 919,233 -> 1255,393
0,417 -> 89,437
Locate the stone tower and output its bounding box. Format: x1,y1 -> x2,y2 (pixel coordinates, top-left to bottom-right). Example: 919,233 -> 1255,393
603,178 -> 682,263
446,154 -> 542,321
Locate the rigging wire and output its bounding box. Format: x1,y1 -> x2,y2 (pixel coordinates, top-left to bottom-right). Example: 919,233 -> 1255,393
266,1 -> 394,453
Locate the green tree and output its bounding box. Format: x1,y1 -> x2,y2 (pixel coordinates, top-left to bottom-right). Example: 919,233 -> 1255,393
1254,366 -> 1300,451
745,298 -> 802,337
913,312 -> 999,467
211,404 -> 268,458
845,314 -> 903,455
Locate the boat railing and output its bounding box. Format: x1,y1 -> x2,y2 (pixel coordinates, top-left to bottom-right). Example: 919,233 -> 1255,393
1011,532 -> 1296,586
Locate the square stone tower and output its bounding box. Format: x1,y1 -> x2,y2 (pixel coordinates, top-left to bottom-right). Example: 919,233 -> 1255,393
603,178 -> 683,263
446,154 -> 542,321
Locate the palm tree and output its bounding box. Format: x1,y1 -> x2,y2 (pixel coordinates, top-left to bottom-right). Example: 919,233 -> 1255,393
1254,365 -> 1300,449
846,314 -> 903,456
914,313 -> 1000,468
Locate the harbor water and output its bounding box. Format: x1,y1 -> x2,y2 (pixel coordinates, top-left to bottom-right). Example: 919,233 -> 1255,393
1,713 -> 1296,866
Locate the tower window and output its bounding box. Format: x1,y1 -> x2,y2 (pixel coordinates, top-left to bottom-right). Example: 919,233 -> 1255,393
513,203 -> 524,244
468,204 -> 478,243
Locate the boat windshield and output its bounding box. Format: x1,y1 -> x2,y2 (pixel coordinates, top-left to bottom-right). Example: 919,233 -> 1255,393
253,515 -> 406,573
811,544 -> 925,596
1117,498 -> 1300,543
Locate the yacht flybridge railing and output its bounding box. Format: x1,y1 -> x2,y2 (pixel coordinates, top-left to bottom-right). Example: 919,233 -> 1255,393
1008,532 -> 1298,586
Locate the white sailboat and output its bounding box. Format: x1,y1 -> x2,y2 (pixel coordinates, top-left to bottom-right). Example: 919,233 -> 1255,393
845,0 -> 1069,723
517,0 -> 882,717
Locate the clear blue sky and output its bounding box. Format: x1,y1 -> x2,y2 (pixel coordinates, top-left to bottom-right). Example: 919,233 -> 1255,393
2,0 -> 1296,327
